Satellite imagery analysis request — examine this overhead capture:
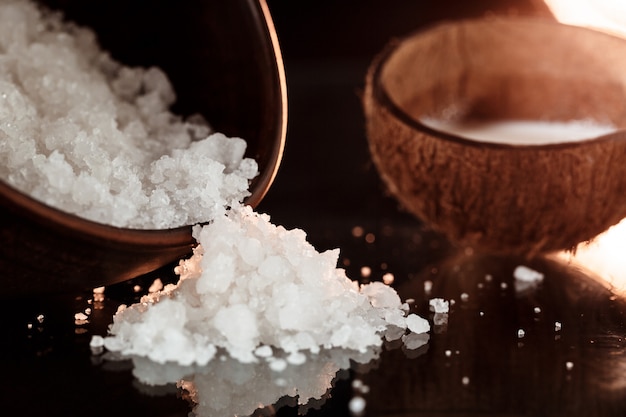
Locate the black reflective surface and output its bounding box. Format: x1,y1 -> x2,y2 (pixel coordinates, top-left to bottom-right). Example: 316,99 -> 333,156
4,1 -> 626,416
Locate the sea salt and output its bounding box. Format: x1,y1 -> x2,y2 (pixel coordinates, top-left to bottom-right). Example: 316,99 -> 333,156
103,206 -> 430,366
0,0 -> 257,229
429,298 -> 449,313
349,396 -> 366,415
513,265 -> 544,283
405,314 -> 430,334
148,278 -> 164,293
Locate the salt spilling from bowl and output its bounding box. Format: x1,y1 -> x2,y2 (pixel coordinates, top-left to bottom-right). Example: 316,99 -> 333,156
0,0 -> 257,229
103,206 -> 429,366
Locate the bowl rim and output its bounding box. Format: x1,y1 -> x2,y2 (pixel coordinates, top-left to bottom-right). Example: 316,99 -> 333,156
243,0 -> 288,209
370,16 -> 626,152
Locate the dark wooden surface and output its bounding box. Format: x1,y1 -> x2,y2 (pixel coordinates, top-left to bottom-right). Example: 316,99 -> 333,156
3,1 -> 626,416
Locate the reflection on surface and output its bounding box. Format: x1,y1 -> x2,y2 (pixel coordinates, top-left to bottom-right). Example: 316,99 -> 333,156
100,347 -> 381,417
362,249 -> 626,416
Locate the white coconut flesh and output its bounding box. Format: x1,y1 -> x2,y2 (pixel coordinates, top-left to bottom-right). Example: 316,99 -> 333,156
418,118 -> 618,146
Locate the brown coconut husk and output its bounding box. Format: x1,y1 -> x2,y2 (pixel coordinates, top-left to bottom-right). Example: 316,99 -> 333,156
363,17 -> 626,255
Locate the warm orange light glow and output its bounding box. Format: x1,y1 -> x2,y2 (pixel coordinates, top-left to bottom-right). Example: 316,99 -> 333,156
556,219 -> 626,296
544,0 -> 626,37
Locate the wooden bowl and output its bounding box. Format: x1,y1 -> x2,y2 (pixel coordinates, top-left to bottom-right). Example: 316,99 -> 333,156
364,17 -> 626,256
0,0 -> 286,296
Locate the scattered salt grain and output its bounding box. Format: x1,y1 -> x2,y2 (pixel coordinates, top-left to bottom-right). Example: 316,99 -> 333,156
90,335 -> 105,348
460,293 -> 469,302
513,265 -> 544,283
352,379 -> 369,394
287,352 -> 307,366
444,349 -> 452,357
269,358 -> 288,373
462,376 -> 470,386
517,329 -> 526,339
103,206 -> 429,366
565,361 -> 574,371
148,278 -> 164,293
75,312 -> 89,325
254,345 -> 274,358
0,0 -> 257,229
382,272 -> 394,285
36,314 -> 44,324
349,396 -> 366,416
75,312 -> 88,321
423,280 -> 433,293
406,314 -> 430,334
534,307 -> 541,314
429,298 -> 449,313
93,287 -> 106,302
555,321 -> 562,332
360,266 -> 372,278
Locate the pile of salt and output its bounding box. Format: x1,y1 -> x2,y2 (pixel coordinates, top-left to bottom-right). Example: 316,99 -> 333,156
0,0 -> 257,229
104,206 -> 429,365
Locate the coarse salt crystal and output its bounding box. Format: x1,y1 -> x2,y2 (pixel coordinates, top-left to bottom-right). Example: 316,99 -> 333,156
103,206 -> 430,365
75,312 -> 89,321
90,335 -> 105,348
405,314 -> 430,334
0,0 -> 257,229
513,265 -> 544,283
148,278 -> 164,293
254,345 -> 274,358
429,298 -> 449,313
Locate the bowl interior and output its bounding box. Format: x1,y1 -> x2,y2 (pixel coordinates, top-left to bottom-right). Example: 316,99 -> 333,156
38,0 -> 286,207
377,18 -> 626,139
0,0 -> 286,295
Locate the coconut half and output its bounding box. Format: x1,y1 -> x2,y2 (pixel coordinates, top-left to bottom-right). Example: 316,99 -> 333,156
363,17 -> 626,255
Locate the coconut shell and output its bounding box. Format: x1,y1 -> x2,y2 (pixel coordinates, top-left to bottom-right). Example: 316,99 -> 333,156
363,18 -> 626,255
